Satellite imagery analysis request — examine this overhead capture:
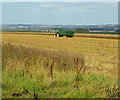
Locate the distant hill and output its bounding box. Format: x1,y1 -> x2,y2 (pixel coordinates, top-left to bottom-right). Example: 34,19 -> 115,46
2,24 -> 119,33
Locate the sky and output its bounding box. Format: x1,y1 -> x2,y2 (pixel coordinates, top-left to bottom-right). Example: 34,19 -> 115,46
2,2 -> 118,25
1,0 -> 119,2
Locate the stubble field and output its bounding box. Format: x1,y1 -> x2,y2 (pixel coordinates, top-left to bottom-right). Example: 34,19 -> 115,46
2,32 -> 119,98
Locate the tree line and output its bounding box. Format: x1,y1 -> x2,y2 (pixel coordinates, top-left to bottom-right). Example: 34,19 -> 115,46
74,28 -> 89,33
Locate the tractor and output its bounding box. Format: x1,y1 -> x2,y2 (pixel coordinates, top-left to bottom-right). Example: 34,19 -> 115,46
54,29 -> 74,37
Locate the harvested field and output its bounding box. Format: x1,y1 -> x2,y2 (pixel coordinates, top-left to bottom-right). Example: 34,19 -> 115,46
2,32 -> 119,39
75,33 -> 119,39
2,32 -> 119,98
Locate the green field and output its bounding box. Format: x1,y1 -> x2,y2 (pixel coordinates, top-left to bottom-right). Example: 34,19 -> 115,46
2,33 -> 119,98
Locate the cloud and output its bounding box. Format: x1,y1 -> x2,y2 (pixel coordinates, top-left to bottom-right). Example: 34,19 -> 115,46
76,3 -> 118,12
77,5 -> 98,12
31,8 -> 38,12
59,8 -> 65,11
41,4 -> 56,8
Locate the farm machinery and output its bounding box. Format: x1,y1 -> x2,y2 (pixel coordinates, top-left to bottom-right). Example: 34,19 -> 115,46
54,29 -> 74,37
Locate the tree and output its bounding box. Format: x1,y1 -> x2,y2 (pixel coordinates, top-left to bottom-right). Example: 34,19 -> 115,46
75,28 -> 89,33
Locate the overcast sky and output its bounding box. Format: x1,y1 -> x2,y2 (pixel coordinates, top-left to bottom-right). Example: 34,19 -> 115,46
2,2 -> 118,25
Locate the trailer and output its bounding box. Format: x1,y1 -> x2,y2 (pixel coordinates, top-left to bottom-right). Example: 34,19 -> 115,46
54,29 -> 74,37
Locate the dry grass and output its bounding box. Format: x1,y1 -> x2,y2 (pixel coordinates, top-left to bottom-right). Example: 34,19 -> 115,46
2,32 -> 119,98
2,43 -> 86,98
2,33 -> 118,78
2,43 -> 118,98
2,43 -> 84,71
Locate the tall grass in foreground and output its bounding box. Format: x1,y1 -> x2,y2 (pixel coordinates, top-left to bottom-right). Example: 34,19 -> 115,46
2,43 -> 119,98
